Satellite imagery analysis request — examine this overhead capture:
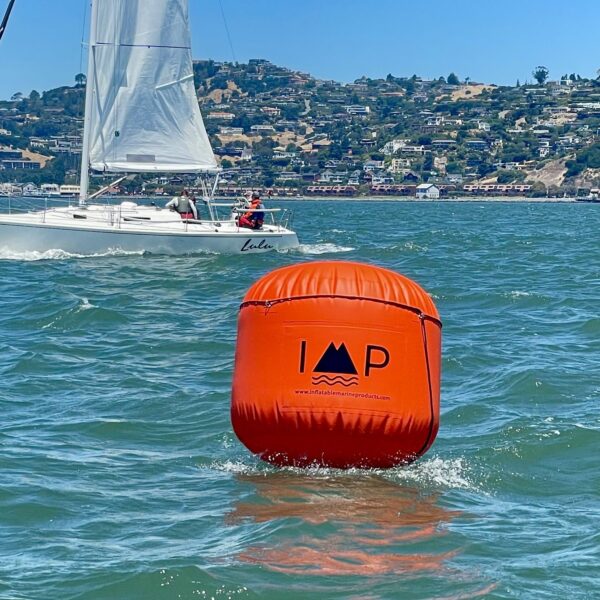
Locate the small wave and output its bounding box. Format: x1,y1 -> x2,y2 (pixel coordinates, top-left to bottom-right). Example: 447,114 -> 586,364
77,297 -> 97,311
297,243 -> 354,255
575,422 -> 600,431
0,247 -> 144,261
403,241 -> 428,252
41,296 -> 98,329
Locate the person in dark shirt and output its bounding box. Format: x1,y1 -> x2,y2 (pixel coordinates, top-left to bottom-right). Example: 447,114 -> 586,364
165,189 -> 197,220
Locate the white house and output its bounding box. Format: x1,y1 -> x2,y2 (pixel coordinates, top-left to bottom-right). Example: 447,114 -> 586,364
345,105 -> 370,115
416,183 -> 440,200
389,158 -> 411,173
381,139 -> 408,155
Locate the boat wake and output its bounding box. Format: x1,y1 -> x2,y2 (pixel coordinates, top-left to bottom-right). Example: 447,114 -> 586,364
0,247 -> 145,261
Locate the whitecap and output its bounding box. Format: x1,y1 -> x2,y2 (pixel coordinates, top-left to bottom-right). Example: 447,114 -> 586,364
208,459 -> 261,475
403,241 -> 428,251
297,243 -> 354,255
77,298 -> 97,311
386,456 -> 477,491
574,422 -> 600,431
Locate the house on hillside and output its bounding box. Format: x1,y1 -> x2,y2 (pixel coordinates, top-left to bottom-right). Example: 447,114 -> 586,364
402,170 -> 420,183
389,158 -> 411,173
250,125 -> 275,134
345,105 -> 370,115
348,170 -> 362,185
363,160 -> 385,172
416,183 -> 440,199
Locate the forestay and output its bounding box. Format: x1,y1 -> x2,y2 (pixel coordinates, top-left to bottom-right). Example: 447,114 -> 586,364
88,0 -> 217,173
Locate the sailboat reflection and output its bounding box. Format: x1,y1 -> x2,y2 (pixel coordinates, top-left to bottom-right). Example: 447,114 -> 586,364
227,472 -> 462,576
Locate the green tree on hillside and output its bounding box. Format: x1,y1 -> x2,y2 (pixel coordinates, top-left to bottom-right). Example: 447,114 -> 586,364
447,73 -> 460,85
565,142 -> 600,176
75,73 -> 87,87
532,66 -> 549,85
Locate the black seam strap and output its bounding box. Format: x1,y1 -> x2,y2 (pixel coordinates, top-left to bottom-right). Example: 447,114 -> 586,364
240,294 -> 442,328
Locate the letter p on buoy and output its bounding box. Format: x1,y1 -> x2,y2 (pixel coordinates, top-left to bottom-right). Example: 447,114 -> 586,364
231,261 -> 442,468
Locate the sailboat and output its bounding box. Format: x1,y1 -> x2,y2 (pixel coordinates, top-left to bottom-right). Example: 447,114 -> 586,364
0,0 -> 299,254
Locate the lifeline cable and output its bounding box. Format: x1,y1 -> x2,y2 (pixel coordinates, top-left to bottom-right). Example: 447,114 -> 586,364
78,0 -> 88,75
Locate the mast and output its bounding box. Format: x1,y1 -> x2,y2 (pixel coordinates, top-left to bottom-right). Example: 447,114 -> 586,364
78,0 -> 97,206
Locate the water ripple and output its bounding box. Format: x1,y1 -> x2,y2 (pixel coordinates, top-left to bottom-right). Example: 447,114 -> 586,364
1,201 -> 599,599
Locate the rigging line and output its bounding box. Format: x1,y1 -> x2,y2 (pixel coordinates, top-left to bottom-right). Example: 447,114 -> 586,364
79,0 -> 88,74
0,0 -> 17,42
217,0 -> 237,63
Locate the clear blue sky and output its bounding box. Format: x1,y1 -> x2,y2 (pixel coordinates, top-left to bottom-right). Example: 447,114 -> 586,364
1,0 -> 599,100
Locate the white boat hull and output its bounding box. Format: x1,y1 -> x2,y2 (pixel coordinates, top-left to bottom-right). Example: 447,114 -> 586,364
0,205 -> 299,255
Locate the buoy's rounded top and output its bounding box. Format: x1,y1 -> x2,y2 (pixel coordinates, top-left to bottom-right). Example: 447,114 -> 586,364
242,261 -> 439,319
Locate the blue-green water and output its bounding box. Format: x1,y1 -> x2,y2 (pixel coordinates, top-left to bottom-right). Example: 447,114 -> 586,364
1,200 -> 599,599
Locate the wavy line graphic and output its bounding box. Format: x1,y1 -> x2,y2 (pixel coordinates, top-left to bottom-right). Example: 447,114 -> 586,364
312,374 -> 358,382
313,373 -> 358,381
312,375 -> 359,387
312,380 -> 359,387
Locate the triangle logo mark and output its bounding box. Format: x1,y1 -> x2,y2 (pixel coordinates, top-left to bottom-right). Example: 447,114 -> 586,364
313,342 -> 358,375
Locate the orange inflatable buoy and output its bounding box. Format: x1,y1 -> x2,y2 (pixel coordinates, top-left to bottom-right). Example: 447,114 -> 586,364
231,261 -> 442,468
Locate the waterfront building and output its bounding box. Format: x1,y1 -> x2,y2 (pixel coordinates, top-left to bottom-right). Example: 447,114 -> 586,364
416,183 -> 440,199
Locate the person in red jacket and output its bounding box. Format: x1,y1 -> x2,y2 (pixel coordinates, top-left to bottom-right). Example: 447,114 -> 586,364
238,192 -> 264,229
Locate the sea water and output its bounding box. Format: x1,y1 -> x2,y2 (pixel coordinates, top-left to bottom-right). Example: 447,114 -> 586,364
0,200 -> 598,599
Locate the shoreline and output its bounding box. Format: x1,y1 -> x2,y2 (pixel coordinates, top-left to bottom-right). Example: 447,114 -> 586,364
1,195 -> 589,205
264,196 -> 583,203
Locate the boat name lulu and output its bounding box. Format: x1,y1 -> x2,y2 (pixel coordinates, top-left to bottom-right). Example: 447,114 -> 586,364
241,239 -> 275,252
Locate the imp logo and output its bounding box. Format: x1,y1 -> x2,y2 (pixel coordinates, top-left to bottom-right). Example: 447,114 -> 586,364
299,341 -> 390,387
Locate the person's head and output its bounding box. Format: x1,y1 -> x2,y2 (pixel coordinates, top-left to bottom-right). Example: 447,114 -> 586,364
182,189 -> 189,196
251,191 -> 260,200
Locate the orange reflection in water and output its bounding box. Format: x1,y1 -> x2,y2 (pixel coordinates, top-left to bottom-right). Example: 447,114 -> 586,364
227,473 -> 462,577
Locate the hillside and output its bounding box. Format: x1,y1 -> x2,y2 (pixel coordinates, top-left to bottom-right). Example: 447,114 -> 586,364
1,60 -> 600,197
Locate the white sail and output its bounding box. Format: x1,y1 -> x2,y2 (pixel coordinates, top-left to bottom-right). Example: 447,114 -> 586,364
87,0 -> 217,173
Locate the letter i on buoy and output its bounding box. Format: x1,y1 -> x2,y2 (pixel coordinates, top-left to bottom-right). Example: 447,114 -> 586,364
231,261 -> 442,468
